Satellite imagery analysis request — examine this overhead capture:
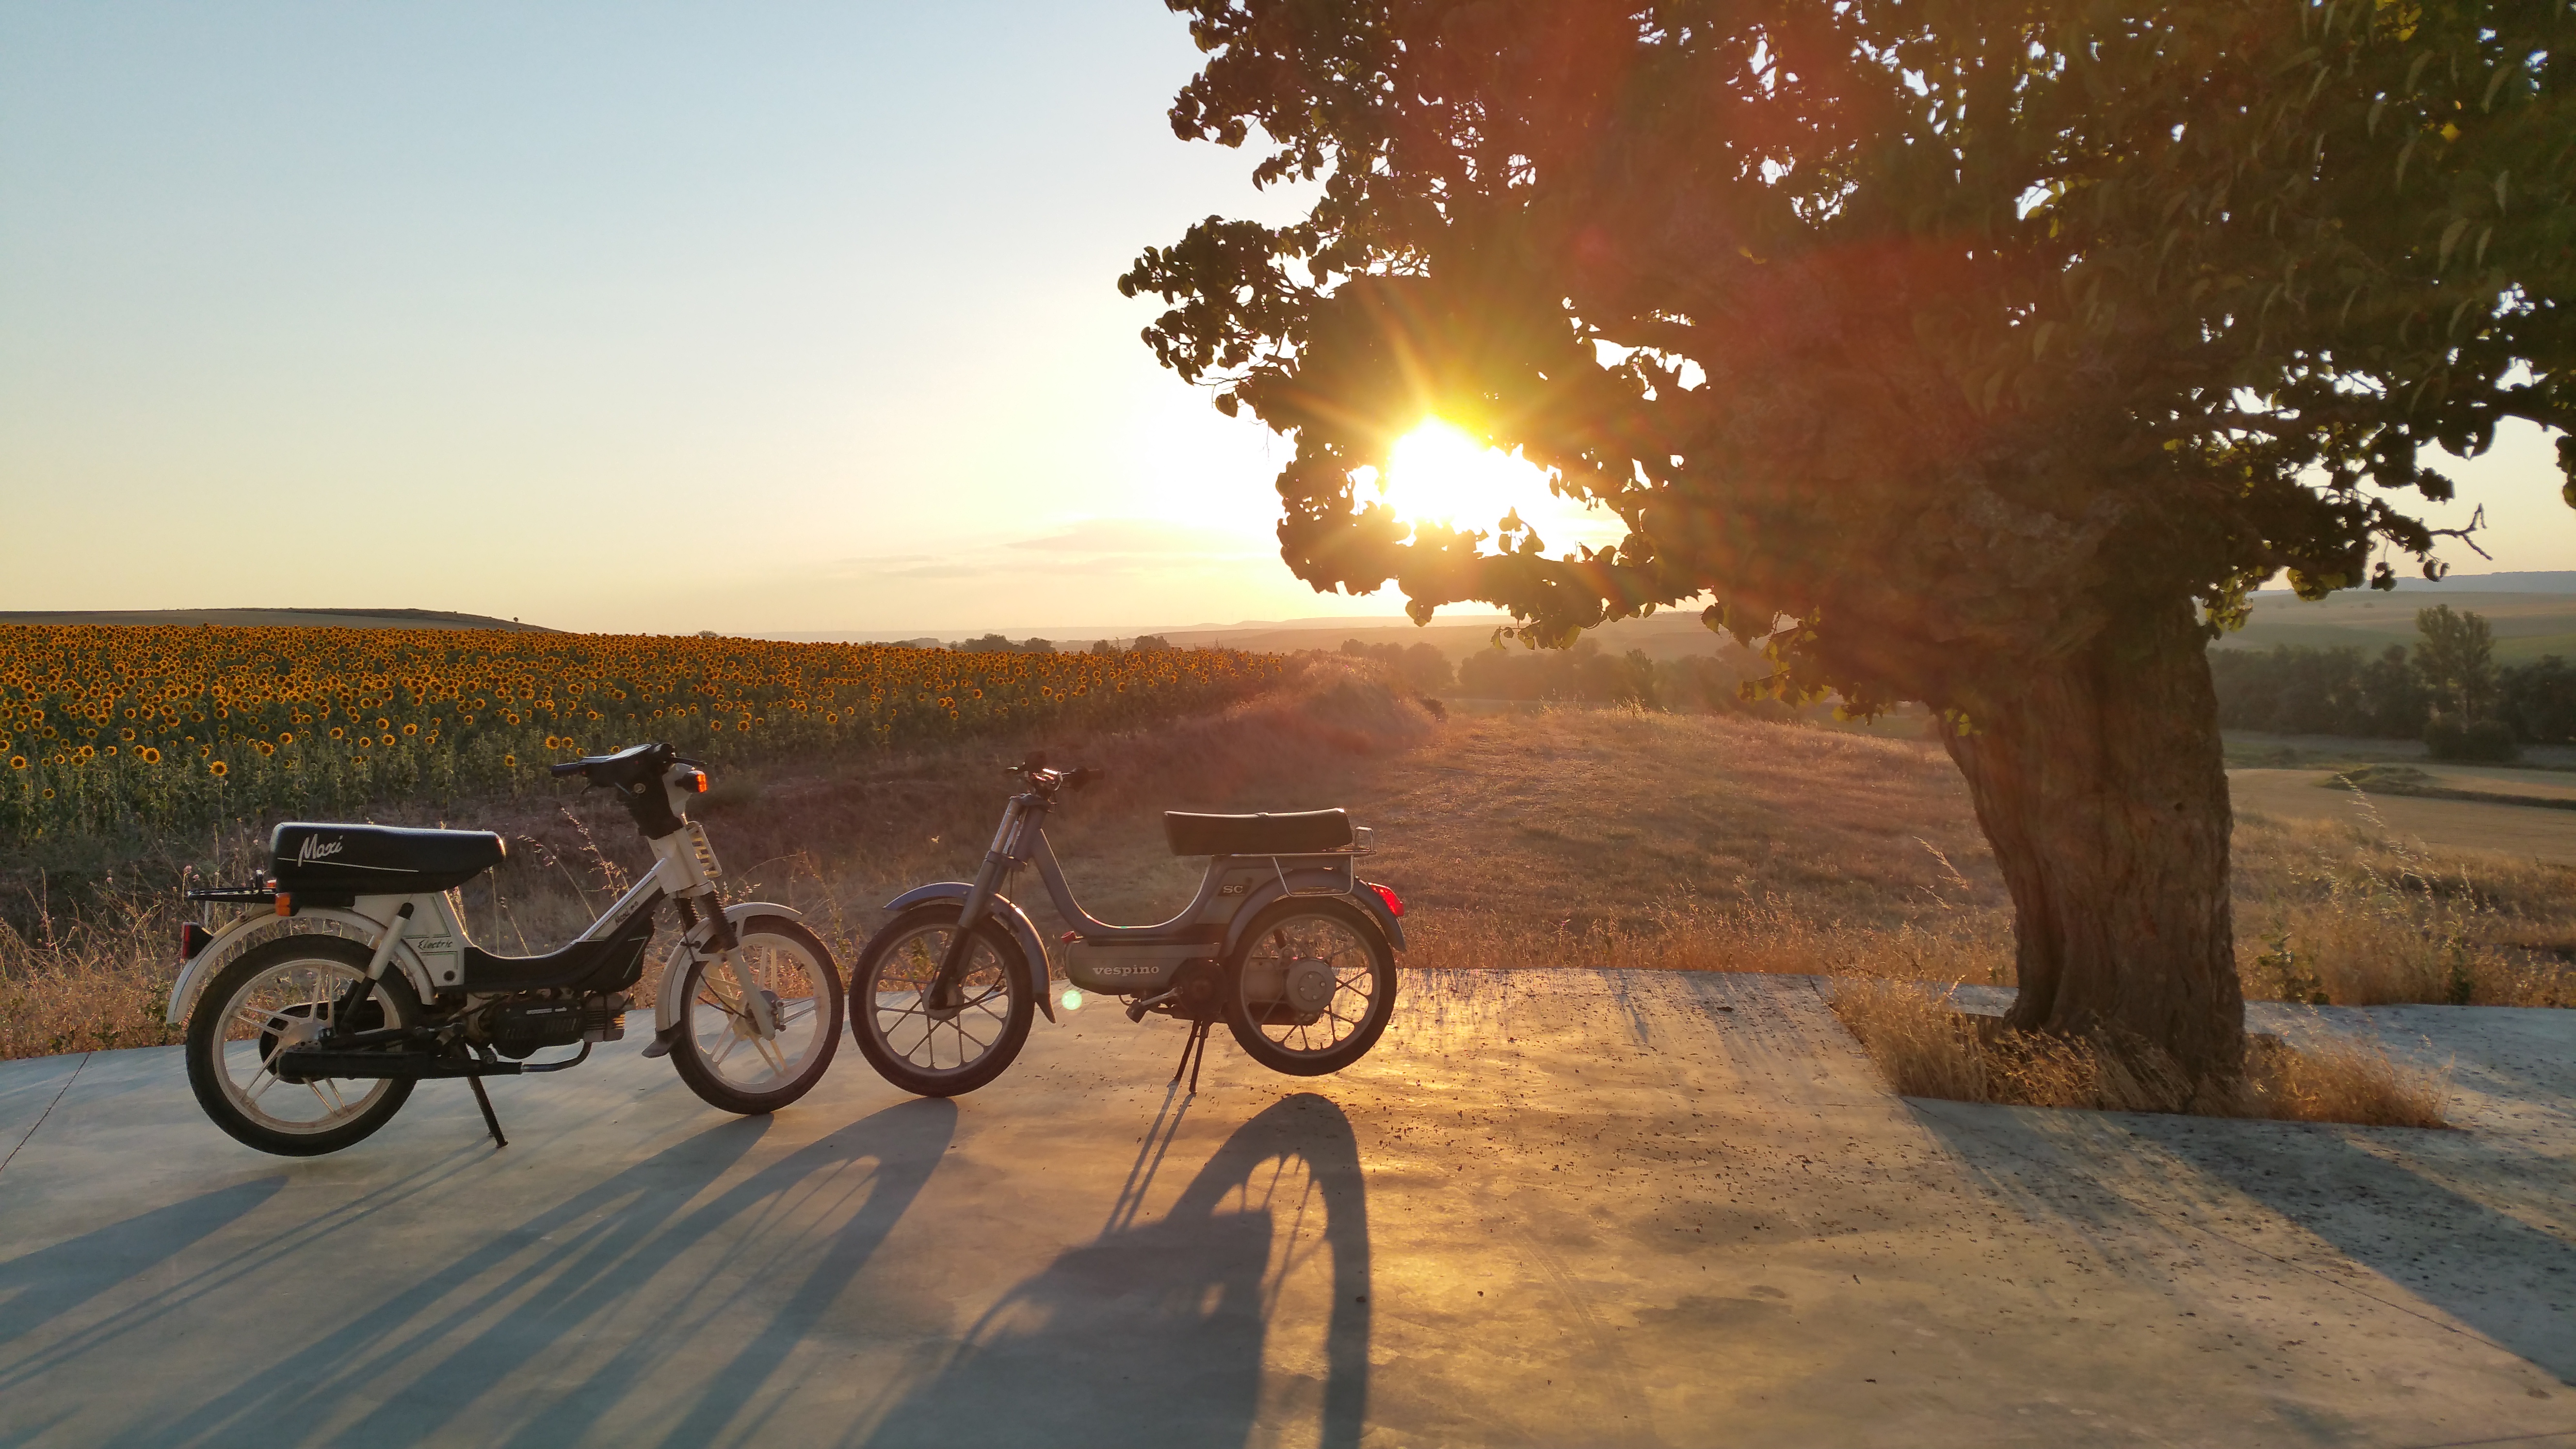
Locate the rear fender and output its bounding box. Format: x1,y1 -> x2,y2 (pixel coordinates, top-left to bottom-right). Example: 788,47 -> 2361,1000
654,901 -> 803,1037
164,907 -> 437,1026
1221,870 -> 1406,959
885,882 -> 1056,1024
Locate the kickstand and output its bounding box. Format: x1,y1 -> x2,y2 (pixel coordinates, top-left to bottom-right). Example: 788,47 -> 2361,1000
467,1074 -> 509,1149
1171,1018 -> 1213,1095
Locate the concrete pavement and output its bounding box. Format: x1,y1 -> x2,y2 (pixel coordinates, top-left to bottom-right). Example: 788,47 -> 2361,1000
0,970 -> 2569,1448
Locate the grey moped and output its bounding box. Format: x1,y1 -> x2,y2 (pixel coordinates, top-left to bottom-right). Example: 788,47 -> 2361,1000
848,755 -> 1407,1096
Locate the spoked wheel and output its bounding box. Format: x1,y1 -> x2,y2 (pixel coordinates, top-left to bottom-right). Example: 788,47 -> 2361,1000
671,915 -> 845,1114
849,901 -> 1033,1096
1221,898 -> 1397,1077
185,936 -> 425,1157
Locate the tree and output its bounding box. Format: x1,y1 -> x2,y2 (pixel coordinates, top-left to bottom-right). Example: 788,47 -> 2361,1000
960,635 -> 1056,655
1341,637 -> 1457,692
1123,0 -> 2576,1095
2413,604 -> 2499,718
2501,654 -> 2576,742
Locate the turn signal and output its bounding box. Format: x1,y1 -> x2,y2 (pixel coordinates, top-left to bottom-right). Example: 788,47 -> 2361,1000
681,770 -> 709,793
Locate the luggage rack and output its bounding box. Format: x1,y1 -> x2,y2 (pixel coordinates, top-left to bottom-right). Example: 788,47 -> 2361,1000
185,883 -> 280,905
1252,828 -> 1371,897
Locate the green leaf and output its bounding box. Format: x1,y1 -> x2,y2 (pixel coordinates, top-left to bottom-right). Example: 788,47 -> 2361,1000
2437,216 -> 2471,269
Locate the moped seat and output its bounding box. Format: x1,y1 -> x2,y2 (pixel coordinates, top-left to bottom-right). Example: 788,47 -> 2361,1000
1163,809 -> 1352,857
272,822 -> 507,896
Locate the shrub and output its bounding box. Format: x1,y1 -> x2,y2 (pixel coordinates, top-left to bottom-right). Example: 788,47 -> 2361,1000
2423,713 -> 2519,763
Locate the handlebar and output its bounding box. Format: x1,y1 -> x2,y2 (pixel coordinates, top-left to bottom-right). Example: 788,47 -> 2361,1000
1011,757 -> 1103,794
548,760 -> 586,778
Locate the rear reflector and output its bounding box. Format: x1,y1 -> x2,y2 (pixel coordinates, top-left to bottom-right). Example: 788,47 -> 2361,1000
1367,882 -> 1404,918
180,922 -> 214,963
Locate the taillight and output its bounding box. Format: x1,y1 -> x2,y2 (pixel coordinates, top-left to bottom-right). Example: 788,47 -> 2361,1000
1367,882 -> 1404,918
179,923 -> 214,963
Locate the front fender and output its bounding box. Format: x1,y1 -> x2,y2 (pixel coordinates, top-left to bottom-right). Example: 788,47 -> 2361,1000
654,901 -> 803,1037
1220,872 -> 1408,960
164,908 -> 437,1026
884,883 -> 1056,1024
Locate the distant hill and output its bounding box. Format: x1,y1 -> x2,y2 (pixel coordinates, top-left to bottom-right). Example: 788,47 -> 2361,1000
2221,589 -> 2576,664
2254,570 -> 2576,594
0,608 -> 557,632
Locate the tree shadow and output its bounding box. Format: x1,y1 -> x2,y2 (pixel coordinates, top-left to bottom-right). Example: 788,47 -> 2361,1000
1913,1102 -> 2574,1386
98,1099 -> 954,1449
862,1092 -> 1371,1449
2124,1115 -> 2576,1385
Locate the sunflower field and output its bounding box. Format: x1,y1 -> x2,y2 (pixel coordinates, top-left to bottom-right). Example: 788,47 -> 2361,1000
0,626 -> 1287,848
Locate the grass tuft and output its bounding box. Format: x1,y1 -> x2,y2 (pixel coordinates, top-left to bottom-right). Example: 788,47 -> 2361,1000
1827,978 -> 2451,1127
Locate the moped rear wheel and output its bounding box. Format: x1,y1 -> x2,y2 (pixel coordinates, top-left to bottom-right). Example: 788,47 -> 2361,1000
850,902 -> 1032,1097
1221,898 -> 1397,1077
671,916 -> 845,1114
184,936 -> 425,1157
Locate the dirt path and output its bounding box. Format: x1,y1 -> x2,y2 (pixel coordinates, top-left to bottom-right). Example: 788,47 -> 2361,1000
2229,768 -> 2576,864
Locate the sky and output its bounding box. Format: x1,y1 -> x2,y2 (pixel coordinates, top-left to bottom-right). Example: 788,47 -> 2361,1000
2,2 -> 2569,637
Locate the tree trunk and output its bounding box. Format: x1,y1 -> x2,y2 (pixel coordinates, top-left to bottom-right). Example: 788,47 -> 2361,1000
1940,600 -> 2245,1095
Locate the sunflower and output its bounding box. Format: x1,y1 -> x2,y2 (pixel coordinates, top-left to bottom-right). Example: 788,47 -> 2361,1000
138,747 -> 161,764
209,760 -> 228,777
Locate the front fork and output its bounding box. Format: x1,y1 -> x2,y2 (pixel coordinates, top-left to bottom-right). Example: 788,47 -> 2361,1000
928,799 -> 1027,1011
676,893 -> 779,1037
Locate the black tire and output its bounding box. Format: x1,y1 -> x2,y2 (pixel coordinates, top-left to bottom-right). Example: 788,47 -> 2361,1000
185,935 -> 425,1157
849,901 -> 1034,1097
670,915 -> 845,1114
1221,898 -> 1397,1077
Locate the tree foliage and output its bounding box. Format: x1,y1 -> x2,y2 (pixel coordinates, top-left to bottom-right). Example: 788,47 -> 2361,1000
2412,602 -> 2500,716
1123,0 -> 2576,714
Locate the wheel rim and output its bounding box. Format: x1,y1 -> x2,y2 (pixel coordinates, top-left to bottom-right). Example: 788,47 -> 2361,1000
209,957 -> 400,1136
865,922 -> 1016,1078
1237,912 -> 1379,1057
687,931 -> 831,1091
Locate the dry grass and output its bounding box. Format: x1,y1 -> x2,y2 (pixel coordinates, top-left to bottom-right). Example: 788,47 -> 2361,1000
1401,894 -> 2012,982
2228,805 -> 2576,1009
1827,977 -> 2451,1127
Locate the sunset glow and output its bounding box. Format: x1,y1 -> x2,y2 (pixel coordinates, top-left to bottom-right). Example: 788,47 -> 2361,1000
1374,419 -> 1624,552
1378,419 -> 1550,532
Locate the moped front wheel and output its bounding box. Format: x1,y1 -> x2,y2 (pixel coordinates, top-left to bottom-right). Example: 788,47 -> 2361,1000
184,936 -> 425,1157
850,902 -> 1033,1097
671,916 -> 845,1114
1221,898 -> 1397,1077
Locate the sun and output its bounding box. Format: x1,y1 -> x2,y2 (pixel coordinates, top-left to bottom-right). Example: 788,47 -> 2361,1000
1375,419 -> 1548,531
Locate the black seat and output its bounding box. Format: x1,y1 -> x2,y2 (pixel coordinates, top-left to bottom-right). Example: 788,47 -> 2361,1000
272,822 -> 507,896
1163,809 -> 1352,857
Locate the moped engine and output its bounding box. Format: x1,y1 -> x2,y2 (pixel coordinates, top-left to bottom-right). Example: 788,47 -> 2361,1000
477,992 -> 629,1059
1240,956 -> 1334,1026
